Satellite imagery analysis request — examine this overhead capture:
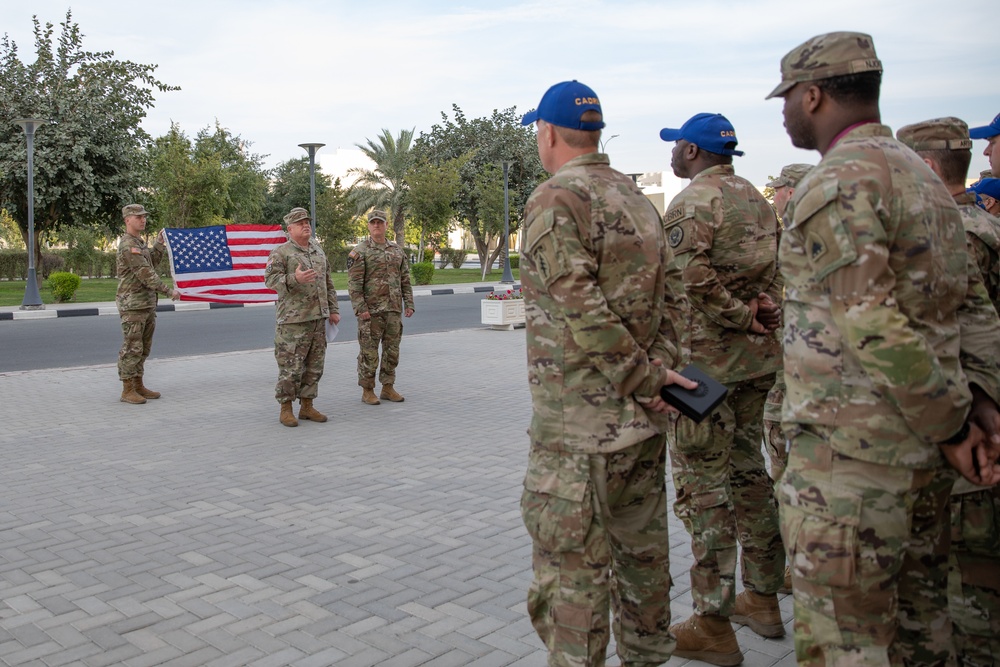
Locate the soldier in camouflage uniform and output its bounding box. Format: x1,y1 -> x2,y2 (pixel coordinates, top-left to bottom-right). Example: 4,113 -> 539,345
969,113 -> 1000,179
264,207 -> 341,427
762,163 -> 811,483
658,112 -> 786,665
768,32 -> 1000,666
115,204 -> 179,405
519,80 -> 695,667
347,210 -> 414,406
897,117 -> 1000,667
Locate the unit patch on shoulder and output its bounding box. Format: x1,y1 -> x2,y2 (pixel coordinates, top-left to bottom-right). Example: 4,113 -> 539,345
665,206 -> 685,225
807,231 -> 827,262
668,226 -> 684,248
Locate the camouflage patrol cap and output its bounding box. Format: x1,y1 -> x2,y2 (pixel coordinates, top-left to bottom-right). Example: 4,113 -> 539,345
896,117 -> 972,152
283,207 -> 311,226
367,210 -> 388,223
122,204 -> 149,218
765,163 -> 813,189
766,31 -> 882,100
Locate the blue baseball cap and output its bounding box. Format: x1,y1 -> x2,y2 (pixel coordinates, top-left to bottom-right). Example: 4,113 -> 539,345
659,113 -> 745,157
970,178 -> 1000,200
521,80 -> 605,131
969,113 -> 1000,140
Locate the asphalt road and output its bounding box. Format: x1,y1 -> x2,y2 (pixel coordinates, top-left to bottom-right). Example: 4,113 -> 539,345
0,292 -> 493,372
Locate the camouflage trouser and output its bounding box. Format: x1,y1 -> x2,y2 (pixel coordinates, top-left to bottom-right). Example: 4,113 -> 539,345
948,487 -> 1000,667
274,319 -> 327,404
521,435 -> 675,667
357,311 -> 402,389
666,372 -> 784,617
762,378 -> 787,481
118,308 -> 156,380
778,424 -> 955,667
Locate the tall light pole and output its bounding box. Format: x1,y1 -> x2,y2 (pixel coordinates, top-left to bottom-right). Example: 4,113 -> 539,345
14,118 -> 49,310
599,133 -> 620,153
298,143 -> 325,235
500,160 -> 514,284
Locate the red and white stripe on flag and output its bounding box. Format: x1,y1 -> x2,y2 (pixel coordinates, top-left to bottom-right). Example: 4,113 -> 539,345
164,224 -> 286,303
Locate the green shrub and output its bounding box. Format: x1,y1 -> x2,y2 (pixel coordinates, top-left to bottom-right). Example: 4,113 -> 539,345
410,261 -> 435,285
47,271 -> 82,303
507,253 -> 519,269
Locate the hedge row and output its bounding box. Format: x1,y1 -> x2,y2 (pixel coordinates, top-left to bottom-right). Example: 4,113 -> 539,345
0,249 -> 169,280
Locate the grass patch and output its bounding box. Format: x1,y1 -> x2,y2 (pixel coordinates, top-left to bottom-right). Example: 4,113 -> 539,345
0,269 -> 520,307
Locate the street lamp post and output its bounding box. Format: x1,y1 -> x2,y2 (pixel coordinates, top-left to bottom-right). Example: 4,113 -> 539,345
14,118 -> 49,310
500,161 -> 514,284
599,133 -> 620,153
298,143 -> 325,235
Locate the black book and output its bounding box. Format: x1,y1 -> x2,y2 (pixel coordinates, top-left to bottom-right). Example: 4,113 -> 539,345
659,365 -> 728,423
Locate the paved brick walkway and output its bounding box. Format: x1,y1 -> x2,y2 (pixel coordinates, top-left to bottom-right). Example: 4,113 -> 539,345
0,327 -> 796,666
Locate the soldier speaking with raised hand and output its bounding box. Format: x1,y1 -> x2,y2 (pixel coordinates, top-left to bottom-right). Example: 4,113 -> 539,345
264,207 -> 340,427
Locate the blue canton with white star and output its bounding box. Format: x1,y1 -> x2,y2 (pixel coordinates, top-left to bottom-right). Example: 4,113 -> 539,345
165,226 -> 233,274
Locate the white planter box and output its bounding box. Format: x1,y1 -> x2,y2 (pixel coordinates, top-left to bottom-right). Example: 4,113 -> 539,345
481,299 -> 525,330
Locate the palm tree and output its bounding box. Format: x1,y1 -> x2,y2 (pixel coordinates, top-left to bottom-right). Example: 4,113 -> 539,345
349,128 -> 415,244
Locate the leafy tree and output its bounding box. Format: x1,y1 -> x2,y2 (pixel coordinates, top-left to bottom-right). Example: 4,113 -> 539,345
0,11 -> 177,268
147,121 -> 268,229
407,154 -> 466,262
417,105 -> 543,278
148,123 -> 227,229
266,158 -> 359,251
349,128 -> 415,244
192,122 -> 269,225
0,208 -> 23,249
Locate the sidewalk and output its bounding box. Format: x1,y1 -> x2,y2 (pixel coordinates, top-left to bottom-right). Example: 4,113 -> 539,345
0,283 -> 524,321
0,330 -> 796,667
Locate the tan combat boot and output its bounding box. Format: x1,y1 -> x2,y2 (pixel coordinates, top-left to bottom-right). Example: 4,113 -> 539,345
380,384 -> 404,402
362,388 -> 381,405
279,402 -> 298,427
670,613 -> 743,666
732,590 -> 785,638
298,398 -> 328,422
134,376 -> 160,399
120,378 -> 146,405
779,566 -> 792,594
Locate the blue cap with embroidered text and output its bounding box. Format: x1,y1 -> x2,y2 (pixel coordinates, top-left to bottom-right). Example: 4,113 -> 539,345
969,113 -> 1000,140
521,80 -> 605,131
659,113 -> 745,157
970,178 -> 1000,200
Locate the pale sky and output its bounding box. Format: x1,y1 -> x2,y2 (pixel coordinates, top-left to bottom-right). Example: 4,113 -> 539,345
4,0 -> 996,198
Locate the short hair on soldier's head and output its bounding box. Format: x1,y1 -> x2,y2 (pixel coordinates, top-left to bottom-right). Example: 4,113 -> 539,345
554,109 -> 603,149
919,148 -> 972,187
815,71 -> 882,107
699,142 -> 736,167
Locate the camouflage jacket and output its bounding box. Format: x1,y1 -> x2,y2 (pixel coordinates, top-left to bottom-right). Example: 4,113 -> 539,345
347,239 -> 414,315
955,191 -> 1000,314
521,153 -> 688,454
781,123 -> 971,468
663,164 -> 782,383
264,240 -> 339,325
116,234 -> 171,312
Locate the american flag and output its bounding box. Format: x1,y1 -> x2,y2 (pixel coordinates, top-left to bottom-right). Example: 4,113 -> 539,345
163,225 -> 286,303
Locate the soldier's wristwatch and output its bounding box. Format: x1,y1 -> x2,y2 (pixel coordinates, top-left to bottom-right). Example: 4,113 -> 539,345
940,422 -> 970,446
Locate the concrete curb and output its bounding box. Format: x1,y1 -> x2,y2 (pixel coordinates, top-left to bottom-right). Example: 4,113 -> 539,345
0,282 -> 520,321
